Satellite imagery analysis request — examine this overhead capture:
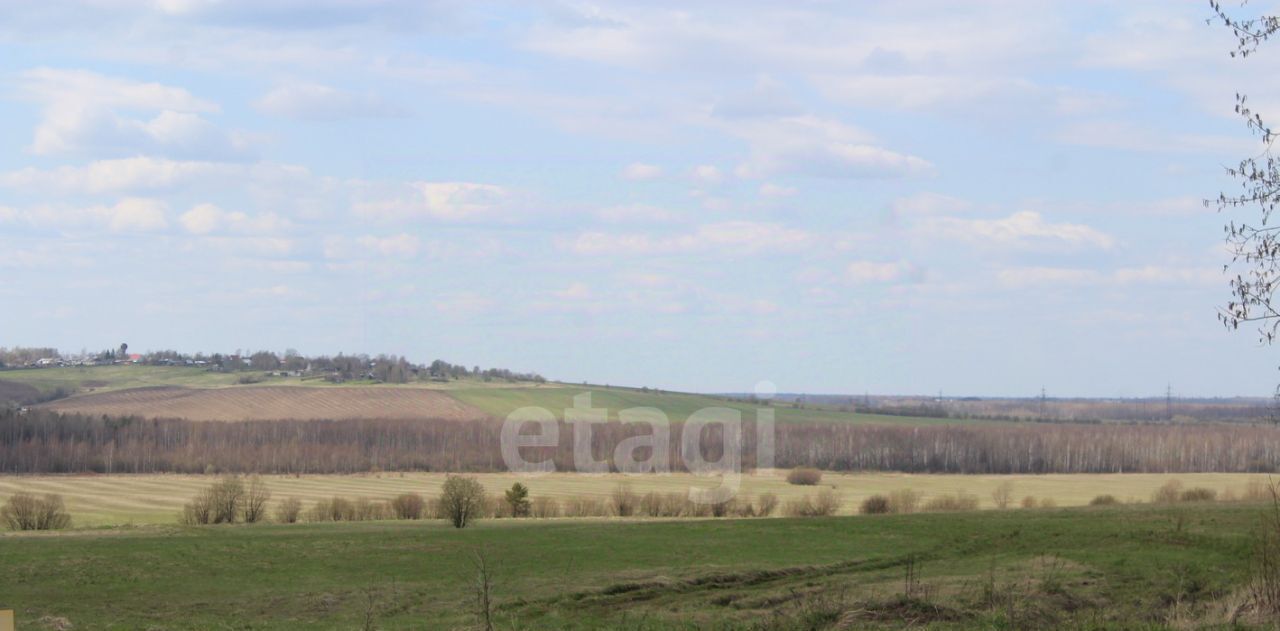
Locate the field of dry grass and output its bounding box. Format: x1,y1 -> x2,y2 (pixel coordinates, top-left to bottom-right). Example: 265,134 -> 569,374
1,471 -> 1271,527
38,385 -> 488,421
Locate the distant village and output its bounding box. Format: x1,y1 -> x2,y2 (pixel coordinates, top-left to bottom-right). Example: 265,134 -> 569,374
0,345 -> 546,385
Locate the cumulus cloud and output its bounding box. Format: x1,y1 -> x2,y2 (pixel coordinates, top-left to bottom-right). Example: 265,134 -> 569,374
179,203 -> 289,235
918,211 -> 1114,250
255,83 -> 407,120
99,197 -> 169,233
689,164 -> 723,185
353,181 -> 510,221
729,116 -> 932,179
17,67 -> 248,159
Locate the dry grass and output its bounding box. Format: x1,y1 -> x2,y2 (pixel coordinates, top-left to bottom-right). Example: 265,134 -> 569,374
0,471 -> 1275,527
39,385 -> 487,421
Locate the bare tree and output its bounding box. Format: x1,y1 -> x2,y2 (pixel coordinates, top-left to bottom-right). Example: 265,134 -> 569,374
1210,3 -> 1280,354
241,475 -> 271,523
992,481 -> 1015,509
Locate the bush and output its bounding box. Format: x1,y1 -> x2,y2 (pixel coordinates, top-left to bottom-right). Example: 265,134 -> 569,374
1021,495 -> 1038,509
505,482 -> 531,517
1,493 -> 71,530
531,496 -> 561,518
1152,480 -> 1184,504
923,492 -> 980,513
860,494 -> 891,514
991,481 -> 1015,509
241,476 -> 271,523
275,497 -> 302,523
1039,497 -> 1057,508
756,493 -> 779,517
611,484 -> 638,517
390,493 -> 425,520
888,489 -> 920,514
180,476 -> 250,525
440,475 -> 486,528
1089,494 -> 1119,506
308,496 -> 356,522
1180,487 -> 1218,503
785,489 -> 840,517
640,491 -> 664,517
353,497 -> 390,520
786,467 -> 823,486
563,497 -> 607,517
1245,479 -> 1274,502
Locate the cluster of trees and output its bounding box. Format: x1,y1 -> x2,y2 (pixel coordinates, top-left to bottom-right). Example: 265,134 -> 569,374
0,347 -> 60,367
8,408 -> 1280,475
0,492 -> 71,530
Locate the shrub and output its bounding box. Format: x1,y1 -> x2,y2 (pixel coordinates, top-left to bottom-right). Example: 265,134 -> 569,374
992,481 -> 1015,509
1089,494 -> 1119,506
1153,480 -> 1184,504
1,493 -> 71,530
888,489 -> 921,514
1245,479 -> 1274,502
563,497 -> 607,517
181,489 -> 214,525
640,491 -> 664,517
241,476 -> 271,523
786,467 -> 823,486
530,496 -> 561,518
505,483 -> 531,517
390,493 -> 425,520
440,475 -> 486,528
860,494 -> 891,514
785,489 -> 839,517
1021,495 -> 1038,509
275,497 -> 303,523
1039,497 -> 1057,508
923,492 -> 980,513
710,497 -> 739,518
180,476 -> 251,525
1180,487 -> 1218,503
354,497 -> 390,520
756,493 -> 779,517
610,484 -> 638,517
308,496 -> 357,522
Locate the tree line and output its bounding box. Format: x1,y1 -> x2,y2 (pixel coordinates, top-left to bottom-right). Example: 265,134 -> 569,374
4,408 -> 1280,474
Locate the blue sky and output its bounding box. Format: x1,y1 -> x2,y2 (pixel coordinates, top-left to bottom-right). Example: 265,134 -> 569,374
1,0 -> 1277,397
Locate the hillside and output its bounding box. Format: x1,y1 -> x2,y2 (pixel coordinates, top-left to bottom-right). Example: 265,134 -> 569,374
3,366 -> 961,425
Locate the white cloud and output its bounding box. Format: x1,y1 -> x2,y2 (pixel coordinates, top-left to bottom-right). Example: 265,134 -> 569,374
847,260 -> 910,283
566,221 -> 811,256
179,203 -> 289,235
17,67 -> 246,159
918,211 -> 1114,250
323,233 -> 420,259
891,192 -> 973,217
0,157 -> 233,194
255,83 -> 406,121
622,162 -> 663,180
100,197 -> 169,233
353,181 -> 510,221
729,115 -> 932,179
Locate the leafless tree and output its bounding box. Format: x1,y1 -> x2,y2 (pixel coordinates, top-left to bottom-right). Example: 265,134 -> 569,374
472,551 -> 496,631
241,475 -> 271,523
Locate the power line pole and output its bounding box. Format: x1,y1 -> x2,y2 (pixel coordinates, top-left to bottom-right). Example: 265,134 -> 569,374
1039,386 -> 1046,420
1166,383 -> 1173,421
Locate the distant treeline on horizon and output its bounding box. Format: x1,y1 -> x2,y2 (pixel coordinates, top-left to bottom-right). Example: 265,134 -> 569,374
0,345 -> 545,385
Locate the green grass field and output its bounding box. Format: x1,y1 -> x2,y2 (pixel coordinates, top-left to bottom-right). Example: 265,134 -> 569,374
0,502 -> 1266,629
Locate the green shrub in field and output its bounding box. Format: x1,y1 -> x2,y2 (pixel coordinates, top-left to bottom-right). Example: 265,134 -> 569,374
439,475 -> 486,528
786,467 -> 823,486
1,493 -> 71,531
504,483 -> 531,518
860,494 -> 891,514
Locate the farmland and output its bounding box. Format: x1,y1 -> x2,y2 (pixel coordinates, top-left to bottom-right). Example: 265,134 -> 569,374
40,385 -> 488,422
0,471 -> 1270,527
0,501 -> 1268,629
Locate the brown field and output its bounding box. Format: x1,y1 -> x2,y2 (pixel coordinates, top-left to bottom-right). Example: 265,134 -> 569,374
0,471 -> 1270,527
38,385 -> 487,421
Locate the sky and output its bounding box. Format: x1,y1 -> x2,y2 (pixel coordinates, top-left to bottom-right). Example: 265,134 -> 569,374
1,0 -> 1279,397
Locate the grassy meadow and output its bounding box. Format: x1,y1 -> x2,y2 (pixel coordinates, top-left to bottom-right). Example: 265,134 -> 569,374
0,502 -> 1268,629
0,471 -> 1272,527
